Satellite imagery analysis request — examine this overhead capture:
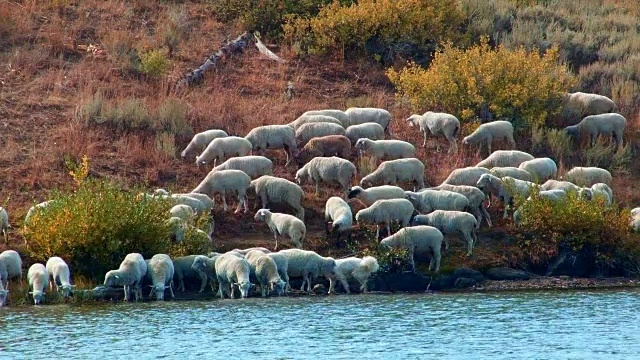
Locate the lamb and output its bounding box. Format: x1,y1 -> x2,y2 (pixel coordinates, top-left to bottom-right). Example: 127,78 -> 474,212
475,150 -> 535,169
169,204 -> 194,221
180,129 -> 228,158
301,110 -> 350,126
0,207 -> 10,242
404,189 -> 470,214
190,255 -> 219,293
0,250 -> 22,289
244,251 -> 285,297
254,209 -> 306,250
411,210 -> 478,256
406,111 -> 460,153
344,107 -> 392,135
354,139 -> 416,163
355,198 -> 415,238
295,156 -> 356,195
564,113 -> 626,151
563,166 -> 612,187
103,253 -> 148,302
192,169 -> 251,213
476,174 -> 538,218
441,166 -> 490,187
380,226 -> 444,273
295,122 -> 346,147
45,257 -> 74,298
360,158 -> 425,191
278,249 -> 337,293
344,122 -> 385,145
209,156 -> 273,180
347,185 -> 406,206
146,254 -> 175,301
214,253 -> 252,299
27,263 -> 49,305
294,135 -> 351,166
249,175 -> 305,220
489,167 -> 533,182
517,158 -> 558,183
195,136 -> 253,167
462,120 -> 515,155
562,92 -> 618,120
590,183 -> 613,206
324,197 -> 353,242
288,114 -> 343,130
428,184 -> 491,228
329,256 -> 379,294
172,255 -> 209,293
244,125 -> 297,166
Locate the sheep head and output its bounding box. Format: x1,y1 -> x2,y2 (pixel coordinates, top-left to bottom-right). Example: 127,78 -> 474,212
254,209 -> 271,222
347,187 -> 363,199
406,114 -> 421,127
237,281 -> 251,298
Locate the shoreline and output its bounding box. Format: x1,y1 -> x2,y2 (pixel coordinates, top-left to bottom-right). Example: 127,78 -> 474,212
448,276 -> 640,293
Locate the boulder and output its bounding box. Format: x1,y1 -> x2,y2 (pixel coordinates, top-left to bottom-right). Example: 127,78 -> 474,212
485,267 -> 530,281
453,277 -> 477,289
370,272 -> 431,292
452,268 -> 485,283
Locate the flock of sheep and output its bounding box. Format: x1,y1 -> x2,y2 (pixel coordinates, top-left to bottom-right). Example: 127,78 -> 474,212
0,91 -> 637,305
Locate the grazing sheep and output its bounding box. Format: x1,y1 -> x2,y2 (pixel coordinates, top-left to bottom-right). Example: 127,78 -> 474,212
404,189 -> 470,214
210,156 -> 273,180
146,254 -> 175,301
173,255 -> 209,293
302,110 -> 351,126
517,158 -> 558,183
169,194 -> 208,215
181,129 -> 228,158
462,120 -> 515,155
354,139 -> 416,163
245,252 -> 285,297
214,253 -> 252,299
24,200 -> 56,226
360,158 -> 425,191
540,179 -> 582,192
195,136 -> 253,167
265,253 -> 290,293
564,113 -> 626,151
411,210 -> 478,256
564,166 -> 612,187
295,156 -> 356,195
406,111 -> 460,153
441,167 -> 490,187
590,183 -> 613,206
0,250 -> 22,289
103,253 -> 148,302
345,122 -> 385,146
476,174 -> 538,218
249,175 -> 305,220
27,263 -> 49,305
475,150 -> 535,169
325,197 -> 354,242
347,185 -> 406,206
278,249 -> 336,293
192,169 -> 251,213
254,209 -> 306,250
345,107 -> 392,135
380,226 -> 444,273
295,122 -> 346,147
428,184 -> 491,228
562,92 -> 618,120
489,167 -> 532,182
170,204 -> 195,222
294,135 -> 351,166
355,198 -> 415,238
330,256 -> 379,294
178,193 -> 215,212
244,125 -> 297,166
45,257 -> 74,298
0,207 -> 10,242
288,114 -> 343,130
190,255 -> 220,292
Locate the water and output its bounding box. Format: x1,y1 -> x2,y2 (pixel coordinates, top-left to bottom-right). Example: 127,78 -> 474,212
1,290 -> 639,359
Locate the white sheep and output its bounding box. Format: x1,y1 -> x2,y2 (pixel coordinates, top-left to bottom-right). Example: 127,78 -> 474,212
103,253 -> 148,302
0,250 -> 22,289
288,114 -> 343,130
540,179 -> 582,192
404,189 -> 470,214
475,150 -> 535,169
192,169 -> 251,213
563,166 -> 612,187
195,136 -> 253,167
178,193 -> 215,213
24,200 -> 56,226
406,111 -> 460,153
411,210 -> 478,256
518,157 -> 557,183
170,194 -> 208,214
214,253 -> 252,299
329,256 -> 379,294
45,257 -> 74,298
354,138 -> 416,163
441,166 -> 490,187
344,122 -> 385,145
564,113 -> 627,151
355,198 -> 415,239
302,110 -> 350,127
173,255 -> 209,293
254,209 -> 306,250
266,252 -> 290,293
245,251 -> 285,297
0,207 -> 10,242
462,120 -> 515,155
169,204 -> 194,221
190,255 -> 219,293
181,129 -> 228,158
278,249 -> 336,293
476,174 -> 538,219
428,184 -> 491,228
244,125 -> 297,166
146,254 -> 175,301
631,207 -> 640,231
347,185 -> 406,207
562,92 -> 618,119
360,158 -> 425,191
27,263 -> 49,305
295,122 -> 346,147
590,183 -> 613,206
210,156 -> 273,179
345,107 -> 392,135
489,167 -> 532,182
324,197 -> 353,242
295,156 -> 356,195
249,175 -> 305,220
380,226 -> 444,273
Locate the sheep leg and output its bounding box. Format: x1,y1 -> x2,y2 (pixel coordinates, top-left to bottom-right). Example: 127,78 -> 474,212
315,182 -> 319,195
261,284 -> 267,297
233,194 -> 243,214
300,275 -> 307,291
273,233 -> 279,251
462,230 -> 474,257
422,131 -> 427,148
217,278 -> 225,298
148,286 -> 154,298
386,223 -> 392,237
446,135 -> 458,154
486,137 -> 492,156
408,249 -> 416,273
284,149 -> 291,167
222,192 -> 228,212
123,285 -> 130,302
375,225 -> 380,239
169,283 -> 175,299
260,194 -> 268,209
243,196 -> 249,213
339,276 -> 350,294
480,204 -> 492,228
179,278 -> 185,292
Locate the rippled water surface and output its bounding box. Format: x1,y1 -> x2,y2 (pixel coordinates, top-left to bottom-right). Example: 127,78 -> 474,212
2,290 -> 640,359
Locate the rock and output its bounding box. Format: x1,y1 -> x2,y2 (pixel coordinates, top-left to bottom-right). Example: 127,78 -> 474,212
453,277 -> 477,289
545,251 -> 591,277
452,268 -> 485,283
485,267 -> 530,281
371,272 -> 431,292
429,274 -> 454,291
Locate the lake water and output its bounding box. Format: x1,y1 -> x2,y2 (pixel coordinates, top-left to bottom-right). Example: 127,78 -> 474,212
1,290 -> 639,359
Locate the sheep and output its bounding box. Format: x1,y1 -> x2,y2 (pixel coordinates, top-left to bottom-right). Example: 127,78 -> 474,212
195,136 -> 253,167
380,226 -> 444,273
411,210 -> 478,256
278,249 -> 336,293
540,179 -> 582,192
103,253 -> 148,302
170,194 -> 208,215
355,198 -> 415,239
295,122 -> 346,147
0,207 -> 10,242
181,129 -> 228,158
475,150 -> 535,169
245,251 -> 285,297
170,204 -> 194,221
518,158 -> 558,183
512,189 -> 572,226
489,167 -> 533,182
631,207 -> 640,231
428,184 -> 491,228
266,253 -> 290,293
0,250 -> 22,289
294,135 -> 351,166
462,120 -> 515,155
249,175 -> 305,220
564,113 -> 626,151
295,156 -> 356,196
27,263 -> 49,305
344,107 -> 392,135
406,111 -> 460,153
441,167 -> 490,187
404,189 -> 470,214
192,169 -> 251,213
146,254 -> 175,301
45,257 -> 74,298
345,122 -> 385,146
230,247 -> 272,255
360,158 -> 425,191
476,174 -> 538,218
172,255 -> 209,293
214,253 -> 252,299
562,92 -> 618,120
176,193 -> 215,213
302,110 -> 351,127
329,256 -> 379,294
168,217 -> 210,244
190,255 -> 219,293
244,125 -> 297,166
24,200 -> 56,226
590,183 -> 613,206
563,166 -> 612,187
288,114 -> 343,130
354,139 -> 416,163
254,209 -> 306,250
347,185 -> 406,207
325,197 -> 353,242
210,156 -> 273,180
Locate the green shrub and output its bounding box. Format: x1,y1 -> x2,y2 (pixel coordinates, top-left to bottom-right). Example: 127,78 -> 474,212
103,98 -> 152,131
546,128 -> 572,162
76,92 -> 105,126
155,132 -> 177,158
138,49 -> 171,78
157,98 -> 191,136
580,142 -> 632,173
